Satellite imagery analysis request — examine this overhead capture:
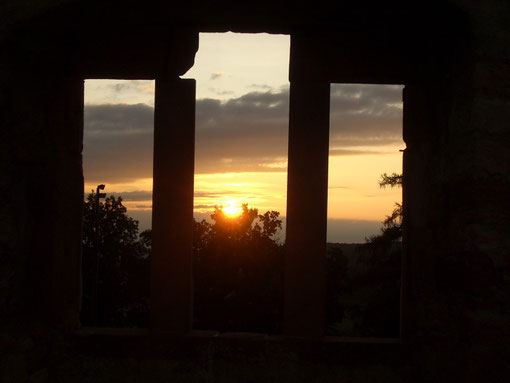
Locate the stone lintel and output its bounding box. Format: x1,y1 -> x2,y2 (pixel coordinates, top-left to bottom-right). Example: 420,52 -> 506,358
289,32 -> 408,85
79,27 -> 198,80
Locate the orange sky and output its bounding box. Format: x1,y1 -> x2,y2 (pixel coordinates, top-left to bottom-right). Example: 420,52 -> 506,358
83,33 -> 404,242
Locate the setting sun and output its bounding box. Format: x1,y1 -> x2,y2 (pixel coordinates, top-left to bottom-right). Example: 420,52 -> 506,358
223,204 -> 243,217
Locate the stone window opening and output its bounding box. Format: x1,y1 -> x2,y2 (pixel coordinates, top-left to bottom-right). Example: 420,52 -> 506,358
81,79 -> 155,329
183,32 -> 290,334
74,32 -> 411,343
325,83 -> 404,339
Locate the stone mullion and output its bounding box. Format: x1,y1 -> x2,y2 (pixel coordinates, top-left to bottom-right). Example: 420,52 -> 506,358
150,77 -> 195,332
284,80 -> 330,337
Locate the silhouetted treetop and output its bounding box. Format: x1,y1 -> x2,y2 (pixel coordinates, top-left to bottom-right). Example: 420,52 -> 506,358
379,172 -> 402,189
81,192 -> 149,327
208,204 -> 282,244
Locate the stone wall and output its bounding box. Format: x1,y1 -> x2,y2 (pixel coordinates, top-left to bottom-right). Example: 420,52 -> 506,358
1,1 -> 509,382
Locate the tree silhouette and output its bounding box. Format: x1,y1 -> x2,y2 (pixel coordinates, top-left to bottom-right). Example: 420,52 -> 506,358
193,204 -> 283,333
81,180 -> 403,336
379,172 -> 403,189
326,173 -> 403,337
354,173 -> 402,337
81,198 -> 283,331
81,193 -> 149,327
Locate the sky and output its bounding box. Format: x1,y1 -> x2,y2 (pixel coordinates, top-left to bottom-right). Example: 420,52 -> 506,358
83,32 -> 404,243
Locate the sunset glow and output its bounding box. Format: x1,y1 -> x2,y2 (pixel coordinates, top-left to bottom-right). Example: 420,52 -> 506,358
222,204 -> 243,217
83,33 -> 404,242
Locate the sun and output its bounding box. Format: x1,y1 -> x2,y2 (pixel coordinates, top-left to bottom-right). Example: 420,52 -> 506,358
223,204 -> 243,217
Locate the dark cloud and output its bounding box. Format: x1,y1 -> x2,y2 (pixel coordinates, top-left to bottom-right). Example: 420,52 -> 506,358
329,148 -> 394,156
194,190 -> 247,198
194,86 -> 402,173
208,88 -> 235,96
329,84 -> 403,147
83,103 -> 153,182
134,204 -> 152,209
210,72 -> 224,80
248,84 -> 273,89
104,190 -> 251,202
194,91 -> 289,173
112,83 -> 130,92
83,85 -> 402,182
107,190 -> 152,201
194,204 -> 216,210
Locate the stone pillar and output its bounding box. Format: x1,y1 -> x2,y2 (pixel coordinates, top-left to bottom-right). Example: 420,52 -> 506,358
150,78 -> 195,332
284,80 -> 330,337
401,83 -> 433,344
401,82 -> 449,344
48,76 -> 85,328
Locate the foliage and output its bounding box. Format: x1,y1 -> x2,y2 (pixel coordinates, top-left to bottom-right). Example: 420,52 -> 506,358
81,197 -> 283,331
193,204 -> 283,333
379,172 -> 403,189
325,245 -> 352,334
81,193 -> 150,327
82,175 -> 404,337
326,173 -> 403,338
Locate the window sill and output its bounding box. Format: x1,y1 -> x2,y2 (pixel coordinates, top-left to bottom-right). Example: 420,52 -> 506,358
73,327 -> 402,364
